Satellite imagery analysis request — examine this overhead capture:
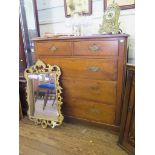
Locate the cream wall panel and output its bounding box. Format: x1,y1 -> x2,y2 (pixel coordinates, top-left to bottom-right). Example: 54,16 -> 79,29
91,18 -> 102,34
37,0 -> 64,10
91,0 -> 104,18
24,0 -> 36,29
38,7 -> 65,24
51,22 -> 72,34
119,11 -> 135,59
39,24 -> 53,36
40,23 -> 72,35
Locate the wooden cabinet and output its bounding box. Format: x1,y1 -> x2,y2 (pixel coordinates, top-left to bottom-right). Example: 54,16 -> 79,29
33,34 -> 128,130
119,64 -> 135,154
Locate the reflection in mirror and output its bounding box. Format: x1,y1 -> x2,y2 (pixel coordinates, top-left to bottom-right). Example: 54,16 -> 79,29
28,73 -> 58,120
24,60 -> 63,128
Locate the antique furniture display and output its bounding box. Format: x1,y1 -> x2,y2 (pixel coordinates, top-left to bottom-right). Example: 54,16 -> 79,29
64,0 -> 92,17
119,63 -> 135,154
99,3 -> 120,34
24,60 -> 64,128
104,0 -> 135,10
33,34 -> 128,130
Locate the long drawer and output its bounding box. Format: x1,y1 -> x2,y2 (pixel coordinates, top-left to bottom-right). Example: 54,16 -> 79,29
62,78 -> 117,105
40,57 -> 117,81
35,41 -> 73,56
74,40 -> 118,56
62,98 -> 115,124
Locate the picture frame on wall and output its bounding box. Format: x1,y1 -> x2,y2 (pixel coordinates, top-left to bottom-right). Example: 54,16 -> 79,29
104,0 -> 135,10
64,0 -> 92,17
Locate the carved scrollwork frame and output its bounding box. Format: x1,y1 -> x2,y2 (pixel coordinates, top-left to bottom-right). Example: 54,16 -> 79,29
24,60 -> 64,128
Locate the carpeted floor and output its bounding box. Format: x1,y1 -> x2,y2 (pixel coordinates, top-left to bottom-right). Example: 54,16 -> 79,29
19,118 -> 128,155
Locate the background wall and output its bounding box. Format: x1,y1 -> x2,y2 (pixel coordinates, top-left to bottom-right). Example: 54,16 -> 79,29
36,0 -> 135,60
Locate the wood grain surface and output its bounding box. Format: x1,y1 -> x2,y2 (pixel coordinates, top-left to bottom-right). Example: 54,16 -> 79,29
62,78 -> 117,104
62,98 -> 116,124
35,41 -> 73,56
74,40 -> 118,56
41,57 -> 117,81
20,118 -> 128,155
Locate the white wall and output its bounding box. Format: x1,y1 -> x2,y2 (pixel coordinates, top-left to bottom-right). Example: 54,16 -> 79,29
24,0 -> 36,29
37,0 -> 135,60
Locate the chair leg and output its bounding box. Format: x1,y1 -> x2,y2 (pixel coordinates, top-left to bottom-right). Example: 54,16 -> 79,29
52,95 -> 56,106
35,88 -> 39,102
43,90 -> 49,110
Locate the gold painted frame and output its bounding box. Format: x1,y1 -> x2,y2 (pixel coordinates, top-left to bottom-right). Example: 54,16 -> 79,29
24,60 -> 64,128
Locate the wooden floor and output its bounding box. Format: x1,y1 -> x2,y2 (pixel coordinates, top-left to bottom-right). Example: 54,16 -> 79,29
19,118 -> 128,155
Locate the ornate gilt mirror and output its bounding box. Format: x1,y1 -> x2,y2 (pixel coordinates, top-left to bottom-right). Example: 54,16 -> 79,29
24,60 -> 64,128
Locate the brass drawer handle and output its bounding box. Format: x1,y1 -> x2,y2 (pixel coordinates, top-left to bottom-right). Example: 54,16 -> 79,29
90,86 -> 99,91
88,44 -> 100,52
88,66 -> 101,72
89,108 -> 100,114
49,46 -> 58,52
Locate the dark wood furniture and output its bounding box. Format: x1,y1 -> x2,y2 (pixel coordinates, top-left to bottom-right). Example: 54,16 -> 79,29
19,22 -> 28,117
119,63 -> 135,154
19,76 -> 28,116
19,21 -> 27,74
19,98 -> 23,120
33,34 -> 128,130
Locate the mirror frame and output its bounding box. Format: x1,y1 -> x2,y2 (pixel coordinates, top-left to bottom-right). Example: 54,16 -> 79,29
24,60 -> 64,128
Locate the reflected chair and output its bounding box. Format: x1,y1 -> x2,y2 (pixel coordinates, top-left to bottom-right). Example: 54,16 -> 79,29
36,83 -> 56,110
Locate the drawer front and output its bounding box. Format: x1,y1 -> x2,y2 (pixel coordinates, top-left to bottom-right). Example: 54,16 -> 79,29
74,40 -> 118,56
63,98 -> 115,124
35,41 -> 72,56
40,58 -> 117,81
62,78 -> 117,105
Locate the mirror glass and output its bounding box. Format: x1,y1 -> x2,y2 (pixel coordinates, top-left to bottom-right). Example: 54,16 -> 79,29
24,60 -> 63,128
27,73 -> 58,120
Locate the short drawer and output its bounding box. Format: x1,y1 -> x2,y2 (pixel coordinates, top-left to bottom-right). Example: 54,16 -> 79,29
74,40 -> 118,56
35,41 -> 72,56
40,58 -> 117,81
63,98 -> 115,124
62,78 -> 117,105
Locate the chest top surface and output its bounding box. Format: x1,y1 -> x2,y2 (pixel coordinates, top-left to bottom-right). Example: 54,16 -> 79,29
32,34 -> 129,42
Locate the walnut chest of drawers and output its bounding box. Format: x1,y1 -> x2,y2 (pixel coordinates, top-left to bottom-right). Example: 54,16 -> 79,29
33,34 -> 128,130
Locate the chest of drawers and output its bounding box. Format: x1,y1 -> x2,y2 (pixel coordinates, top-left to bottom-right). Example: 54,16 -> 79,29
33,34 -> 128,130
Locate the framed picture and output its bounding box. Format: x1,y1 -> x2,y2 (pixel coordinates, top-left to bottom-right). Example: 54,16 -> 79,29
104,0 -> 135,10
64,0 -> 92,17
